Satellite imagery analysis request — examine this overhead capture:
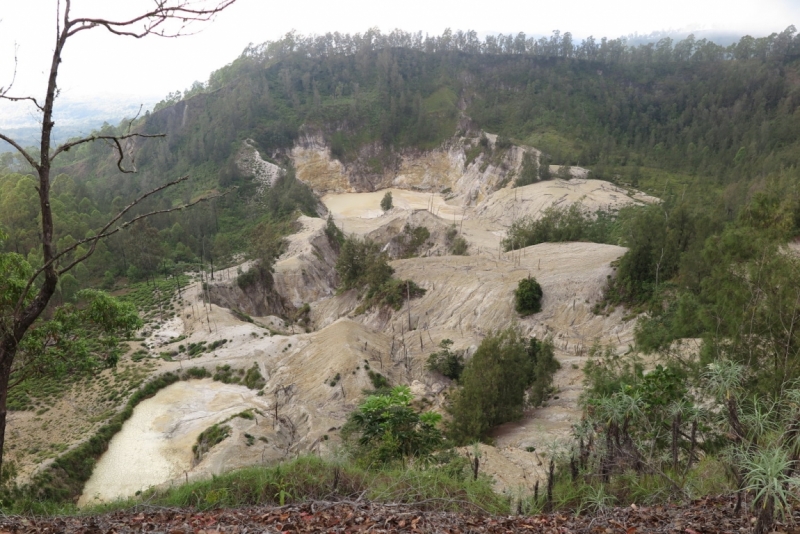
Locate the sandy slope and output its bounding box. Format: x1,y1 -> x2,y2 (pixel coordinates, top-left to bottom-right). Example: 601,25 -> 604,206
72,147 -> 649,504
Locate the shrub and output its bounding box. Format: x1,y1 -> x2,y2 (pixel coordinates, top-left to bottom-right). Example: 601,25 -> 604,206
449,236 -> 469,255
193,424 -> 231,461
398,224 -> 430,258
445,225 -> 469,255
426,339 -> 465,381
380,191 -> 393,211
502,203 -> 616,251
447,328 -> 558,444
447,327 -> 531,444
515,276 -> 543,316
336,235 -> 426,309
367,370 -> 390,390
343,386 -> 443,465
243,363 -> 266,389
515,152 -> 539,187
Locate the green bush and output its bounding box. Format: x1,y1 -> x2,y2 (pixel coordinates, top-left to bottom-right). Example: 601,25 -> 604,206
447,328 -> 558,445
193,424 -> 231,461
426,339 -> 465,381
514,276 -> 543,316
343,386 -> 443,465
243,363 -> 266,390
336,235 -> 426,309
514,152 -> 539,187
503,203 -> 616,251
380,191 -> 393,211
398,224 -> 430,258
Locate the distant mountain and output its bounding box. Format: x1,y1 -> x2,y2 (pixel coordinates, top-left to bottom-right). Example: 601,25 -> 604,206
0,94 -> 159,153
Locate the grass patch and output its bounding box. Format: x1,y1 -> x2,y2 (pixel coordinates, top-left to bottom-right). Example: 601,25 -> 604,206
193,424 -> 232,462
124,456 -> 508,514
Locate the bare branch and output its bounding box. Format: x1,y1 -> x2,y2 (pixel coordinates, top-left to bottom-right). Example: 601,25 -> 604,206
66,1 -> 237,39
0,94 -> 45,112
0,42 -> 20,97
126,104 -> 144,134
0,44 -> 45,111
58,190 -> 230,276
13,175 -> 188,319
51,133 -> 166,172
0,133 -> 39,170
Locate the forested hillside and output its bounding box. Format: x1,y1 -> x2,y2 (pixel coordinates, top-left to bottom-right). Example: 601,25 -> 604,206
4,27 -> 800,287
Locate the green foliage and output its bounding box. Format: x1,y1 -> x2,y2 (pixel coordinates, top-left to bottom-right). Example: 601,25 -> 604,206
344,386 -> 443,465
514,152 -> 539,187
335,235 -> 425,309
380,192 -> 393,212
367,370 -> 390,390
503,203 -> 617,251
444,225 -> 469,256
426,339 -> 465,381
447,328 -> 558,444
525,337 -> 561,407
397,224 -> 430,258
336,237 -> 391,291
324,215 -> 345,249
514,276 -> 543,316
10,290 -> 142,400
449,236 -> 469,256
243,363 -> 266,390
115,455 -> 507,514
193,424 -> 232,461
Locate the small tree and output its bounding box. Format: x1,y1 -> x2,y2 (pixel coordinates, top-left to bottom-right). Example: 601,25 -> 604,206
448,327 -> 531,444
345,385 -> 442,465
448,328 -> 559,445
380,191 -> 394,211
515,151 -> 539,187
515,276 -> 543,315
426,339 -> 465,381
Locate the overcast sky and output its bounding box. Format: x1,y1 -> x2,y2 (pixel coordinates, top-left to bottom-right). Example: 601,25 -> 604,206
0,0 -> 797,111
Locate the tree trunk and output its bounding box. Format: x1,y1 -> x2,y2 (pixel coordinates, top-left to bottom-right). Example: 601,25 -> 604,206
0,339 -> 17,474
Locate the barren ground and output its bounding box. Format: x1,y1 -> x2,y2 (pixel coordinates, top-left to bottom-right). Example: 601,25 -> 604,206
8,144 -> 650,505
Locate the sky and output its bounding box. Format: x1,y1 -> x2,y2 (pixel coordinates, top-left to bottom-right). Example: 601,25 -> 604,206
0,0 -> 797,124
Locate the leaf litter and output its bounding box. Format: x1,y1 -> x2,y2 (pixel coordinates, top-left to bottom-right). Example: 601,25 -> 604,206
0,494 -> 795,533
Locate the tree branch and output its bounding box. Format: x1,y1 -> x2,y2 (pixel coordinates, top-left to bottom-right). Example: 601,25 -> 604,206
52,132 -> 166,172
0,133 -> 39,170
13,175 -> 189,320
0,95 -> 45,112
66,1 -> 238,39
59,190 -> 229,276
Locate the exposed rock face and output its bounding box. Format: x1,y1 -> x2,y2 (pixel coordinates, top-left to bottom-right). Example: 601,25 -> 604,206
236,139 -> 282,192
207,268 -> 288,318
272,216 -> 340,308
207,217 -> 340,317
290,132 -> 556,206
292,133 -> 352,193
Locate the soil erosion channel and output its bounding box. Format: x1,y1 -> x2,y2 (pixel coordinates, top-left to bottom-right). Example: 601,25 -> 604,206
78,176 -> 645,504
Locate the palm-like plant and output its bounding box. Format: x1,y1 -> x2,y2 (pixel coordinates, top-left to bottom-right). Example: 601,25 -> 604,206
741,446 -> 800,534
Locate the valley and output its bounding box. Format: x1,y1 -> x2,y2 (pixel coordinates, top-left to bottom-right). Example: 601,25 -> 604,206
45,135 -> 646,505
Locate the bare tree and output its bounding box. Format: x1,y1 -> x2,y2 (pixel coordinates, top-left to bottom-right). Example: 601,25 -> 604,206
0,0 -> 238,472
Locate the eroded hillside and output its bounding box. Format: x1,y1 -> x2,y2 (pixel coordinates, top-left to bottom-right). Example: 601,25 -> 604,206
8,135 -> 650,506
